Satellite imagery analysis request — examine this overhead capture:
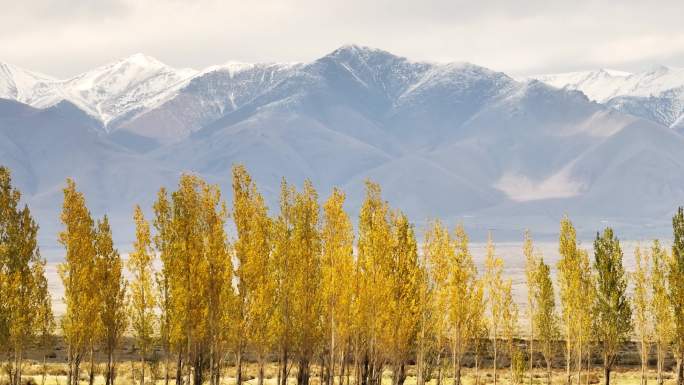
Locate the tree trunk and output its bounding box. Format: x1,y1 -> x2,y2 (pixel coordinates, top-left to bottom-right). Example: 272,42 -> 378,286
677,357 -> 684,385
281,347 -> 289,385
258,359 -> 265,385
42,353 -> 48,385
74,354 -> 82,385
546,358 -> 552,385
67,346 -> 73,385
164,349 -> 170,385
454,355 -> 461,385
493,336 -> 498,385
339,348 -> 347,385
577,342 -> 583,385
209,344 -> 215,385
330,313 -> 336,385
193,352 -> 203,385
89,346 -> 95,385
175,351 -> 183,385
529,333 -> 534,385
396,363 -> 406,385
566,324 -> 572,385
657,343 -> 664,385
141,352 -> 146,385
474,352 -> 480,385
236,348 -> 243,385
604,366 -> 610,385
297,357 -> 310,385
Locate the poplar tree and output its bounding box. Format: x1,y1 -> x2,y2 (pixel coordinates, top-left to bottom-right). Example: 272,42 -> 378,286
356,180 -> 393,385
523,231 -> 539,385
593,227 -> 631,385
129,206 -> 157,385
95,215 -> 127,385
232,165 -> 272,385
651,240 -> 673,385
502,278 -> 519,384
273,180 -> 296,385
291,180 -> 323,385
321,188 -> 354,385
201,185 -> 233,385
557,216 -> 581,385
153,188 -> 177,385
386,212 -> 420,385
574,249 -> 595,385
485,233 -> 505,385
59,178 -> 98,385
438,223 -> 479,385
670,207 -> 684,385
533,258 -> 559,385
418,221 -> 447,385
34,259 -> 55,385
0,167 -> 51,385
633,245 -> 653,385
423,220 -> 450,385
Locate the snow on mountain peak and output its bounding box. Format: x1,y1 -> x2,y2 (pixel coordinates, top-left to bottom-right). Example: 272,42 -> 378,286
535,65 -> 684,129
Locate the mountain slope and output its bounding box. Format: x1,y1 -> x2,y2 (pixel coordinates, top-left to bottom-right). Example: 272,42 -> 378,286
2,46 -> 684,245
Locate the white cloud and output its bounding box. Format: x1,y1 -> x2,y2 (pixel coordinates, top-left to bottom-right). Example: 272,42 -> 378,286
2,0 -> 684,77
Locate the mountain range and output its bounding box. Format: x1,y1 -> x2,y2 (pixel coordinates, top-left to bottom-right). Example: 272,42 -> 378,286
2,45 -> 684,249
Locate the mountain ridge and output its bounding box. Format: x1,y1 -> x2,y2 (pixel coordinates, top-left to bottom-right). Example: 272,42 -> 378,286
1,45 -> 684,247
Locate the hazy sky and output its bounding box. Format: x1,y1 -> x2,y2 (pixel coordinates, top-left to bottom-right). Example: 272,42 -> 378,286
4,0 -> 684,78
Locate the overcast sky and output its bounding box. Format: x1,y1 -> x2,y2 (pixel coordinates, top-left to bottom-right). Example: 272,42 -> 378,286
3,0 -> 684,78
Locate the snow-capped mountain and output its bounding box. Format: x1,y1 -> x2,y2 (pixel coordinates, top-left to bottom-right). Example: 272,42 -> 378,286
2,45 -> 684,248
0,62 -> 62,107
0,54 -> 197,129
534,66 -> 684,130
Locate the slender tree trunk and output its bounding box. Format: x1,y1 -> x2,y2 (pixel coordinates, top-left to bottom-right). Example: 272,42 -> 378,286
511,343 -> 515,385
175,351 -> 183,385
566,324 -> 572,385
67,346 -> 73,385
474,352 -> 480,385
657,343 -> 664,385
235,348 -> 243,385
164,348 -> 170,385
547,358 -> 552,385
416,334 -> 425,385
141,352 -> 146,385
209,344 -> 215,385
339,348 -> 347,385
493,335 -> 498,385
74,354 -> 82,385
529,335 -> 534,385
89,346 -> 95,385
42,353 -> 48,385
258,358 -> 265,385
396,363 -> 406,385
330,312 -> 336,385
297,357 -> 310,385
604,366 -> 610,385
577,342 -> 583,385
281,347 -> 289,385
14,347 -> 22,385
585,347 -> 591,385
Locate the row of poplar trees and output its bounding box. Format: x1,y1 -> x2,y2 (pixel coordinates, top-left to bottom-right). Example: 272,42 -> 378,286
0,167 -> 54,385
6,163 -> 684,385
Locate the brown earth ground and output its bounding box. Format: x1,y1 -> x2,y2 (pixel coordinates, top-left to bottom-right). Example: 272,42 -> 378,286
3,337 -> 677,385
